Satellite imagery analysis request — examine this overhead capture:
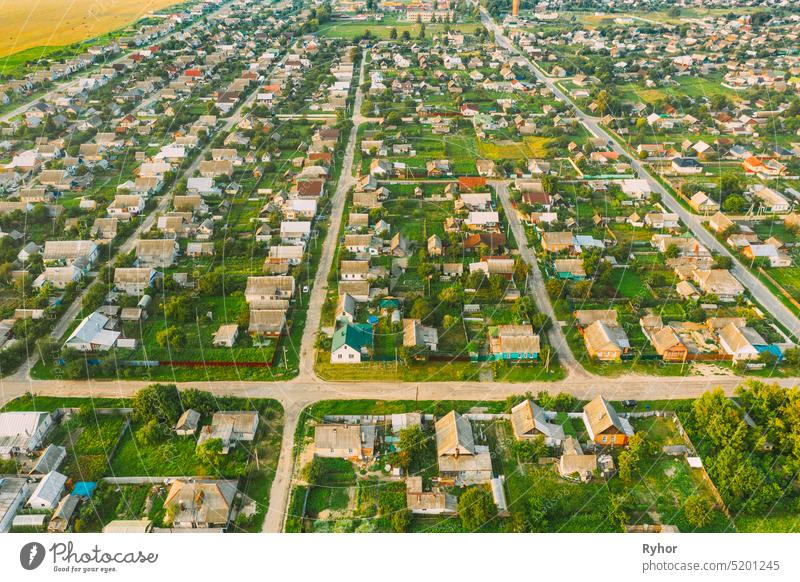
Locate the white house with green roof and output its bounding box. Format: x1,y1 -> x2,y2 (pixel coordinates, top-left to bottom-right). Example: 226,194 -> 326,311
330,323 -> 373,364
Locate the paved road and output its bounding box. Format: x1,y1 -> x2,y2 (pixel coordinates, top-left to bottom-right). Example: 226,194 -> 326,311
479,7 -> 800,340
4,373 -> 793,411
492,180 -> 587,377
298,54 -> 366,381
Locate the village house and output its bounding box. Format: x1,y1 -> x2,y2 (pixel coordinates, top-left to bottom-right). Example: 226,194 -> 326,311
435,411 -> 493,485
314,423 -> 376,461
402,318 -> 439,351
330,323 -> 373,363
582,320 -> 630,361
197,411 -> 259,454
582,396 -> 633,447
510,400 -> 565,446
489,325 -> 540,361
163,479 -> 238,529
42,240 -> 98,269
113,267 -> 159,295
541,231 -> 576,253
691,269 -> 745,301
135,239 -> 179,267
0,411 -> 53,458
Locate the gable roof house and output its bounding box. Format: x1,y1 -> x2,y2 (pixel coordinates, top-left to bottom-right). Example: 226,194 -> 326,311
330,323 -> 373,364
489,325 -> 540,360
196,411 -> 259,453
510,400 -> 565,446
113,267 -> 158,295
691,269 -> 745,301
558,437 -> 597,482
582,396 -> 632,446
435,411 -> 493,485
174,409 -> 201,436
42,240 -> 98,269
582,320 -> 630,361
406,476 -> 457,516
33,265 -> 83,289
314,423 -> 376,461
135,239 -> 179,267
541,231 -> 576,253
245,276 -> 295,305
0,411 -> 53,458
248,309 -> 287,337
403,318 -> 439,351
164,479 -> 238,529
27,471 -> 67,510
718,322 -> 765,363
63,312 -> 120,352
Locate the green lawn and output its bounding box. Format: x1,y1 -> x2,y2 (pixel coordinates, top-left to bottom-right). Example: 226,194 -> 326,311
317,21 -> 482,40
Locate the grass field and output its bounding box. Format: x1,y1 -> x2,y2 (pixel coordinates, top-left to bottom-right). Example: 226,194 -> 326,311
617,75 -> 740,105
477,137 -> 551,160
0,0 -> 182,58
317,21 -> 482,40
765,267 -> 800,298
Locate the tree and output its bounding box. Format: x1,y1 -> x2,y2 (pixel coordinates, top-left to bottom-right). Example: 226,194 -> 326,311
692,389 -> 748,450
391,509 -> 411,532
684,494 -> 713,529
664,244 -> 680,259
132,384 -> 182,425
595,89 -> 610,115
458,486 -> 497,531
198,271 -> 223,295
164,294 -> 193,323
606,494 -> 628,531
513,295 -> 535,323
722,194 -> 748,214
136,418 -> 167,445
300,458 -> 324,485
398,425 -> 428,470
531,312 -> 553,333
157,325 -> 186,348
541,175 -> 559,196
197,437 -> 224,466
618,433 -> 649,482
389,27 -> 397,39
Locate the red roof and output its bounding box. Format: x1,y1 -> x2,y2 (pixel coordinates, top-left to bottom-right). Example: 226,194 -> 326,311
458,176 -> 486,190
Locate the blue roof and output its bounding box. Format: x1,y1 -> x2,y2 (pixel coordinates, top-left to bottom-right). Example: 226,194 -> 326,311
72,482 -> 97,498
756,344 -> 783,360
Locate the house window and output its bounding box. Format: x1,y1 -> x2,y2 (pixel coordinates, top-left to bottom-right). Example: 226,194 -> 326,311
349,354 -> 354,359
601,436 -> 607,443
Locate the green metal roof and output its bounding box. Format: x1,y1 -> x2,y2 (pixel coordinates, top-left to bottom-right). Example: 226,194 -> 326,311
332,323 -> 373,352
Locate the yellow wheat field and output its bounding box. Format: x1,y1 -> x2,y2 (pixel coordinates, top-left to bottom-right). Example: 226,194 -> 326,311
0,0 -> 182,58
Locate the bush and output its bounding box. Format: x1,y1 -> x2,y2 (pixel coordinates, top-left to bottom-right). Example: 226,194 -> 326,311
458,486 -> 497,532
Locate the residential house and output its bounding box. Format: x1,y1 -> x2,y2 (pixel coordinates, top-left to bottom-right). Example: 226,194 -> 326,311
314,423 -> 375,461
582,396 -> 632,447
330,323 -> 373,363
163,480 -> 237,529
435,411 -> 492,485
135,239 -> 179,267
510,400 -> 565,446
